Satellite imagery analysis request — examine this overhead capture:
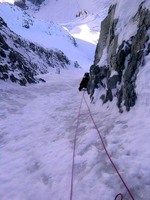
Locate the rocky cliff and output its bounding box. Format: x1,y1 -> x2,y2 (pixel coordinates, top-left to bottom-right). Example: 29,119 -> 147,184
88,1 -> 150,112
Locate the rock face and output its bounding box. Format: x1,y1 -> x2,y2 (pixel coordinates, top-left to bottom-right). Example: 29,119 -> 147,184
14,0 -> 43,7
88,2 -> 150,112
0,17 -> 75,86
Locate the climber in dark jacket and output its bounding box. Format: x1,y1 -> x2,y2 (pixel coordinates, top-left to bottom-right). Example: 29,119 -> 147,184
78,72 -> 90,91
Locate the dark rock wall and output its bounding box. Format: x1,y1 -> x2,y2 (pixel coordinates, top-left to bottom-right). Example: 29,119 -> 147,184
14,0 -> 44,8
88,3 -> 150,112
94,5 -> 117,66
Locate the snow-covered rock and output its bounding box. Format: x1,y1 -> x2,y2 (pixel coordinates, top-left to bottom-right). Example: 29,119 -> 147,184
89,0 -> 150,112
0,16 -> 73,85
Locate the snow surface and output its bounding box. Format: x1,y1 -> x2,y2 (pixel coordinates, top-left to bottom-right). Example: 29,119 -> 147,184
1,1 -> 150,200
32,0 -> 112,23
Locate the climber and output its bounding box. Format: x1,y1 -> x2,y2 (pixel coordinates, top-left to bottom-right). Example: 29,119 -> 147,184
78,72 -> 90,92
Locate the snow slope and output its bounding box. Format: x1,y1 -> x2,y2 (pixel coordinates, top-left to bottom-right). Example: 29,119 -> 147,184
0,0 -> 150,200
0,3 -> 93,67
31,0 -> 112,23
1,62 -> 150,200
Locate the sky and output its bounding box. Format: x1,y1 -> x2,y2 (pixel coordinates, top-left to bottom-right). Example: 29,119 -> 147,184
0,1 -> 150,200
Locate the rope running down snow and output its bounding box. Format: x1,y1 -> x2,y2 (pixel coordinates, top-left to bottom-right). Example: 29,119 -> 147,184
69,91 -> 85,200
83,94 -> 135,200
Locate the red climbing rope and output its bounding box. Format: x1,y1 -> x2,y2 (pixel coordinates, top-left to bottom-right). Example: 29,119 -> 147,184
115,193 -> 123,200
69,91 -> 85,200
83,95 -> 134,200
